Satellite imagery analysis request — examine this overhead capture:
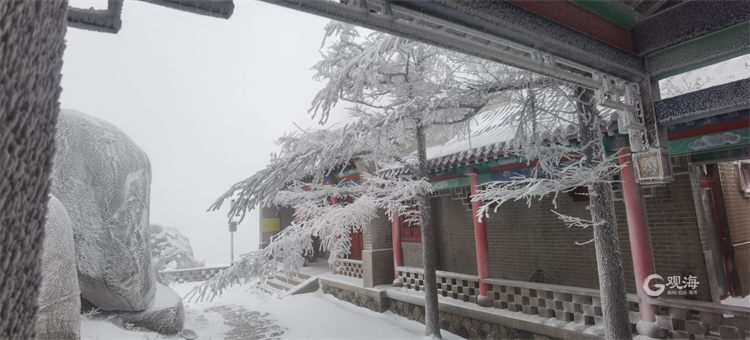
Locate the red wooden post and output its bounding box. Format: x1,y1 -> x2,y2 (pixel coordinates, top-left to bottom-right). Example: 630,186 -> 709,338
391,209 -> 404,285
618,148 -> 659,335
468,172 -> 491,306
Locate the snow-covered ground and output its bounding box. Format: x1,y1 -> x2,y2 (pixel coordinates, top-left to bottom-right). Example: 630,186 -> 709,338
81,281 -> 462,339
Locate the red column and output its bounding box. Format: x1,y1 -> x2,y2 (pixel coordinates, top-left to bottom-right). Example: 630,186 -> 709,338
618,148 -> 657,325
391,209 -> 403,279
468,172 -> 491,306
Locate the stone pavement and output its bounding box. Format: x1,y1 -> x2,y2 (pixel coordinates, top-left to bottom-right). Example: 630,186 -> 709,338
204,306 -> 285,340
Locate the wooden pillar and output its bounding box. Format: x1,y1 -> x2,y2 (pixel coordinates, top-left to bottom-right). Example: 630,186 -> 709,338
391,210 -> 404,285
618,148 -> 660,336
468,172 -> 491,306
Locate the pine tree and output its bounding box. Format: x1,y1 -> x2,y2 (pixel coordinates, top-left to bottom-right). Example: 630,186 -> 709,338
194,22 -> 632,339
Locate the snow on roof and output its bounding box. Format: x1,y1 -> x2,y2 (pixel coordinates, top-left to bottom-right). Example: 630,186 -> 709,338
425,108 -> 519,170
419,105 -> 619,172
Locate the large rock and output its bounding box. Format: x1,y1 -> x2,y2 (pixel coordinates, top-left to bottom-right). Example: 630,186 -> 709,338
51,109 -> 155,311
34,196 -> 81,339
149,224 -> 204,271
117,283 -> 185,335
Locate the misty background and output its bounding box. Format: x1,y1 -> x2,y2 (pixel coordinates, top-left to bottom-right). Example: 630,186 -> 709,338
62,1 -> 344,265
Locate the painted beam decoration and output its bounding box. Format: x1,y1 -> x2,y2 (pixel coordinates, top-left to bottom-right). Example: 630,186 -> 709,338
667,110 -> 750,156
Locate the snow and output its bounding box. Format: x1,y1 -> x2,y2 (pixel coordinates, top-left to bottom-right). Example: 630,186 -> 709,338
721,295 -> 750,308
297,261 -> 336,278
81,281 -> 463,339
659,54 -> 750,100
150,284 -> 182,311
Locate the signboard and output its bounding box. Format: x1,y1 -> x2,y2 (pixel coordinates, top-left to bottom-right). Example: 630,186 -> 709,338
228,221 -> 237,232
262,218 -> 280,233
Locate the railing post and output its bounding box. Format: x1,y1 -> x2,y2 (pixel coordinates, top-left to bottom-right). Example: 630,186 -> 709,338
392,209 -> 404,286
618,148 -> 661,337
468,171 -> 491,306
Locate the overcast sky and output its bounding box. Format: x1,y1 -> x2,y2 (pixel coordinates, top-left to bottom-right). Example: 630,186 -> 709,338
62,1 -> 342,265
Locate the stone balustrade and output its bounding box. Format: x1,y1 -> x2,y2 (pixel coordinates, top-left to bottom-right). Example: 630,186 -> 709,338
647,296 -> 750,339
396,266 -> 481,303
160,266 -> 228,283
395,266 -> 750,339
484,277 -> 607,327
334,258 -> 364,279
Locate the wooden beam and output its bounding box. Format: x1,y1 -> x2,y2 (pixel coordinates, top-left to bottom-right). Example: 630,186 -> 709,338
507,0 -> 633,52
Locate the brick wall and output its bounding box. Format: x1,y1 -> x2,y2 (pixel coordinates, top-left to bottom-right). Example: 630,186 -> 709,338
363,210 -> 395,287
424,172 -> 711,300
718,161 -> 750,296
364,211 -> 392,250
632,173 -> 711,300
718,162 -> 750,243
402,242 -> 423,267
431,188 -> 478,275
484,188 -> 599,289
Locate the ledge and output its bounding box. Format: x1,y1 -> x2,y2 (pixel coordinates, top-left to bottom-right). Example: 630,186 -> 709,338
385,287 -> 603,340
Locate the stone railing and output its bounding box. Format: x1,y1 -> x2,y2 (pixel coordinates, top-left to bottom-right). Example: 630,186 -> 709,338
395,266 -> 480,303
394,267 -> 750,338
334,258 -> 363,279
160,266 -> 228,283
647,296 -> 749,339
485,277 -> 607,327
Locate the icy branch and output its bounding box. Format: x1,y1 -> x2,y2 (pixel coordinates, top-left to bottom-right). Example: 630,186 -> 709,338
474,153 -> 622,219
551,210 -> 593,229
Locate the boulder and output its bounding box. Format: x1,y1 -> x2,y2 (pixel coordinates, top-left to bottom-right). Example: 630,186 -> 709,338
149,224 -> 204,271
51,109 -> 155,311
34,196 -> 81,340
117,283 -> 185,335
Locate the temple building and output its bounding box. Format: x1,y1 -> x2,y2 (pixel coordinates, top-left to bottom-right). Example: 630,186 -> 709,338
260,87 -> 749,338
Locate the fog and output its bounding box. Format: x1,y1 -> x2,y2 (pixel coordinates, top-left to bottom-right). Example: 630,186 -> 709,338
61,1 -> 342,265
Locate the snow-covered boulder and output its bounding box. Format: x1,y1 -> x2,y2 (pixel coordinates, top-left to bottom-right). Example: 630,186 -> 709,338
51,109 -> 155,311
116,283 -> 185,335
34,196 -> 81,340
149,224 -> 204,275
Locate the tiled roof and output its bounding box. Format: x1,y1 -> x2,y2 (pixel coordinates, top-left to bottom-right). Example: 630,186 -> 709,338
385,99 -> 621,174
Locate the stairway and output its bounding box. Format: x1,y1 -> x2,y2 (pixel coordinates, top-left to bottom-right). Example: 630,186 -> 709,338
257,272 -> 312,297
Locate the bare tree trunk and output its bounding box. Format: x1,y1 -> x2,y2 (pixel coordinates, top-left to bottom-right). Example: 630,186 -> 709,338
575,88 -> 632,340
415,118 -> 442,338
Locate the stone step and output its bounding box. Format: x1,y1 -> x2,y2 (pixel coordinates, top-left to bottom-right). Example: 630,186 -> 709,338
295,272 -> 311,280
275,275 -> 305,286
258,271 -> 315,298
266,278 -> 295,292
257,283 -> 284,297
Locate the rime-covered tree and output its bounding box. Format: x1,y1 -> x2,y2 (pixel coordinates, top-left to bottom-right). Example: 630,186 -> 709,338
471,83 -> 632,338
192,22 -> 531,338
194,22 -> 632,339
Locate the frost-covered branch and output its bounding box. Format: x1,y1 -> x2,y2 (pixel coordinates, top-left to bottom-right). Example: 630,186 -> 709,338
550,210 -> 596,246
551,210 -> 593,229
194,171 -> 435,302
474,146 -> 622,217
209,119 -> 405,222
